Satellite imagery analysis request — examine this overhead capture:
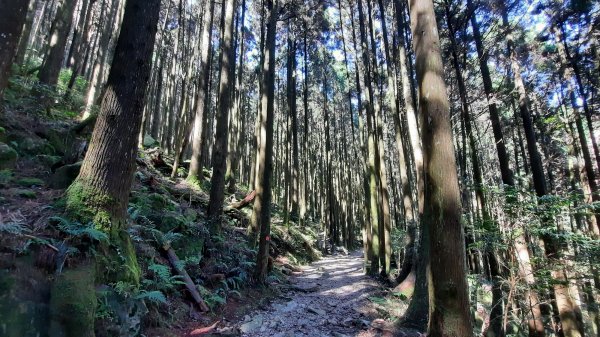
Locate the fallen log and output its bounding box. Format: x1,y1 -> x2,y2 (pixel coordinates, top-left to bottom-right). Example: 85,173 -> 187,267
163,244 -> 209,312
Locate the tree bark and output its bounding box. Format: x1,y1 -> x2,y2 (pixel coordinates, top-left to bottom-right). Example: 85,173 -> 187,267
408,0 -> 473,335
38,0 -> 78,87
206,0 -> 237,229
254,0 -> 277,283
61,0 -> 159,335
0,0 -> 30,103
188,0 -> 216,183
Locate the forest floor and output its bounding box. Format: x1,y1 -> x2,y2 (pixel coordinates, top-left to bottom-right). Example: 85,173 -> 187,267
0,104 -> 424,337
184,251 -> 423,337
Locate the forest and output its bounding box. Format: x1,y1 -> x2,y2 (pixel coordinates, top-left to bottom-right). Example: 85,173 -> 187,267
0,0 -> 599,336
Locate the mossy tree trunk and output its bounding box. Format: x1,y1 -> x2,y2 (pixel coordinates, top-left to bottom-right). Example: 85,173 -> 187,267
408,0 -> 473,335
58,1 -> 160,335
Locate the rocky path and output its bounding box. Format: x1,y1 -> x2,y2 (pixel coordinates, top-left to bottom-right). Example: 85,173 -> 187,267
232,251 -> 414,337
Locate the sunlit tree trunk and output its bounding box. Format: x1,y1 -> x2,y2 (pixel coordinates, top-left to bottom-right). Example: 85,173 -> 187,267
254,0 -> 277,282
408,0 -> 473,335
206,0 -> 237,229
188,0 -> 216,183
38,0 -> 78,87
356,0 -> 380,274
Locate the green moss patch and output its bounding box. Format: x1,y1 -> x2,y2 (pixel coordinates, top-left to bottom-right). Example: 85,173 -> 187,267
37,154 -> 62,167
0,169 -> 13,186
65,180 -> 115,231
0,143 -> 18,170
16,177 -> 45,187
16,189 -> 37,199
50,263 -> 96,337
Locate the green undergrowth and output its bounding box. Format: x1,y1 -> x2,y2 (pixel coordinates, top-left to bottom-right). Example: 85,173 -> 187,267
4,62 -> 90,119
0,80 -> 322,335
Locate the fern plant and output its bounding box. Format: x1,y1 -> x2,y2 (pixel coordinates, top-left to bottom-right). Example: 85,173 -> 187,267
134,290 -> 167,305
143,263 -> 186,293
50,216 -> 108,242
0,221 -> 27,235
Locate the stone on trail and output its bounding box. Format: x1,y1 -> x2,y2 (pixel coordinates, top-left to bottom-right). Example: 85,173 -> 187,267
239,314 -> 263,334
307,307 -> 326,316
292,282 -> 319,293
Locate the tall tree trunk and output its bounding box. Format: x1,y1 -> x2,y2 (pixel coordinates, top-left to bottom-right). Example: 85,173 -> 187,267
287,26 -> 300,220
226,0 -> 247,193
394,0 -> 425,309
188,0 -> 216,183
553,25 -> 600,236
466,0 -> 514,187
0,0 -> 31,104
443,3 -> 505,336
13,0 -> 36,67
38,0 -> 78,87
301,20 -> 310,225
558,23 -> 600,174
503,4 -> 585,335
60,0 -> 159,335
207,0 -> 237,229
408,0 -> 473,335
356,0 -> 380,275
253,0 -> 277,283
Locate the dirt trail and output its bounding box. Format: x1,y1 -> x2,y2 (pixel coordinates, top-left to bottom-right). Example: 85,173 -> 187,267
229,251 -> 421,337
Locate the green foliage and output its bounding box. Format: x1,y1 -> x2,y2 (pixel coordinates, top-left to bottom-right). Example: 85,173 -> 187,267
4,68 -> 91,120
0,169 -> 13,186
16,189 -> 36,199
16,177 -> 44,187
197,285 -> 227,309
0,221 -> 27,235
134,290 -> 167,305
50,216 -> 109,243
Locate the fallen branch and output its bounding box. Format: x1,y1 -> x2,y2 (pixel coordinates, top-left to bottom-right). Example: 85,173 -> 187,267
225,190 -> 256,210
163,244 -> 209,312
189,321 -> 219,335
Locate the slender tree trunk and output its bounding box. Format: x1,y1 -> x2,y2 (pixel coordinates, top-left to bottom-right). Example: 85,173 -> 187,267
443,3 -> 505,336
356,0 -> 380,274
466,0 -> 514,187
253,0 -> 277,283
0,0 -> 31,104
207,0 -> 237,229
38,0 -> 78,87
558,23 -> 600,174
287,27 -> 300,220
188,0 -> 216,183
226,0 -> 246,193
554,25 -> 600,236
13,0 -> 36,67
504,5 -> 585,334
